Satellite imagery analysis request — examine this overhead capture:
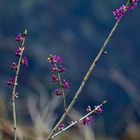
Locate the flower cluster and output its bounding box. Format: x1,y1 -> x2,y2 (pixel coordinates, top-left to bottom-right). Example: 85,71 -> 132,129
82,116 -> 93,125
113,0 -> 139,21
82,105 -> 93,125
81,105 -> 103,125
58,123 -> 65,131
94,105 -> 103,115
48,54 -> 69,96
7,77 -> 15,86
7,31 -> 28,91
129,0 -> 139,10
113,5 -> 127,22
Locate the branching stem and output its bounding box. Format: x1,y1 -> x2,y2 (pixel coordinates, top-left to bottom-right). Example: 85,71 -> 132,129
46,1 -> 131,139
51,100 -> 106,139
12,33 -> 26,140
54,63 -> 67,111
46,20 -> 119,140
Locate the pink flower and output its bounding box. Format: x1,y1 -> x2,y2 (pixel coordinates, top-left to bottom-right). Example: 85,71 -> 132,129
113,5 -> 127,22
7,77 -> 15,86
55,89 -> 62,96
21,57 -> 28,67
54,56 -> 62,63
58,123 -> 65,130
15,33 -> 23,42
51,65 -> 65,73
11,62 -> 17,71
51,67 -> 57,73
130,0 -> 139,3
62,79 -> 69,89
15,46 -> 24,57
51,75 -> 58,83
86,105 -> 92,112
82,116 -> 93,125
94,106 -> 103,114
48,54 -> 62,65
57,65 -> 65,73
113,0 -> 139,21
128,0 -> 139,10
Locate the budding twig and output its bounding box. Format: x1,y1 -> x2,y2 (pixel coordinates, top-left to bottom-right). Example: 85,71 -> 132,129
46,18 -> 119,140
46,1 -> 133,139
12,30 -> 27,140
51,100 -> 107,139
54,63 -> 67,111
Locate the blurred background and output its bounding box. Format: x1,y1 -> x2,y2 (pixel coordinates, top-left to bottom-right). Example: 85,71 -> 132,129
0,0 -> 140,139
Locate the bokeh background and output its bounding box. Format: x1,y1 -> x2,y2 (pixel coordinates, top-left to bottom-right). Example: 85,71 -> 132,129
0,0 -> 140,140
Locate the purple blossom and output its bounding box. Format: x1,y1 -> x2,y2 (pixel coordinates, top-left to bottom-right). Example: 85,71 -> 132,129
11,62 -> 17,71
94,106 -> 103,115
15,46 -> 24,57
55,89 -> 62,96
21,57 -> 28,67
128,0 -> 139,10
129,3 -> 137,10
113,0 -> 139,21
82,116 -> 93,125
86,105 -> 92,112
48,54 -> 69,97
51,67 -> 57,73
58,123 -> 65,130
62,79 -> 69,89
130,0 -> 139,3
57,65 -> 65,73
113,5 -> 127,22
51,75 -> 58,83
15,33 -> 23,42
51,66 -> 65,73
48,54 -> 62,66
55,56 -> 62,63
7,77 -> 15,86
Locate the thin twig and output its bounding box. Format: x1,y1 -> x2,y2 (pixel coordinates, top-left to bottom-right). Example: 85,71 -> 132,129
46,1 -> 131,139
12,31 -> 26,140
46,19 -> 119,140
51,100 -> 107,139
54,63 -> 67,111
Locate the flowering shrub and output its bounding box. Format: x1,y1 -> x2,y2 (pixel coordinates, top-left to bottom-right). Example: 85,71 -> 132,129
6,0 -> 139,140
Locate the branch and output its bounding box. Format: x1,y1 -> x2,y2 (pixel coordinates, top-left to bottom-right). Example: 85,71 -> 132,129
54,63 -> 67,111
46,19 -> 119,140
51,100 -> 107,139
46,1 -> 131,139
12,30 -> 27,140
